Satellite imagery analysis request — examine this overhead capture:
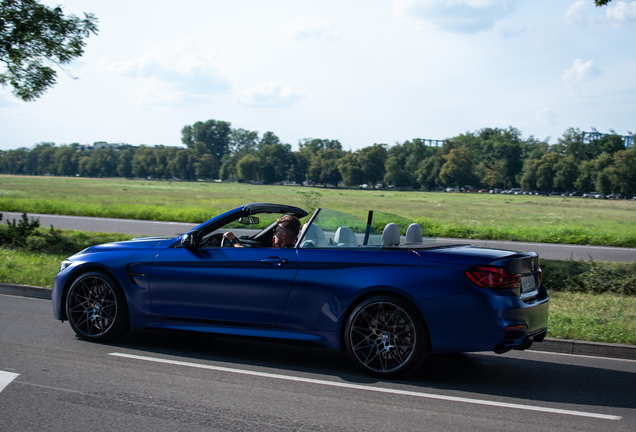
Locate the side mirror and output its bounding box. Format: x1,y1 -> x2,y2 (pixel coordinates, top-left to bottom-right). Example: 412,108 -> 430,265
180,232 -> 199,247
238,216 -> 259,225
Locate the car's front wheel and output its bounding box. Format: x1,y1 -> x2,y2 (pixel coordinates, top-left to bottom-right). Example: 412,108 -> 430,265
66,271 -> 130,342
344,296 -> 429,378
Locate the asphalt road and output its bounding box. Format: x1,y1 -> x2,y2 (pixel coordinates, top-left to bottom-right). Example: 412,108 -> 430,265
3,212 -> 635,262
1,294 -> 635,431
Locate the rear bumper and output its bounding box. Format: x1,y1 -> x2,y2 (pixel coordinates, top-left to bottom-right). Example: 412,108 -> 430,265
420,285 -> 550,354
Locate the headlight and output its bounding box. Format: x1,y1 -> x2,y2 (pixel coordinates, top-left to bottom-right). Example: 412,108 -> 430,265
59,260 -> 73,272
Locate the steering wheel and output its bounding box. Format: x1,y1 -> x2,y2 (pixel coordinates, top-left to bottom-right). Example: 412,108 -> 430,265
221,236 -> 232,247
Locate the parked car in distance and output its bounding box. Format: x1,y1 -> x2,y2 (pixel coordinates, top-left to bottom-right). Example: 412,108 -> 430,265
582,192 -> 598,198
606,193 -> 622,199
52,203 -> 549,378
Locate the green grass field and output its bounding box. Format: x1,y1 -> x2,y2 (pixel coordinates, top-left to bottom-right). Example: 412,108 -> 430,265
1,175 -> 636,246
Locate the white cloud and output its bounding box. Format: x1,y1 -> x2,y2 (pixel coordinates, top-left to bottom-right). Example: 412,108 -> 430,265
536,108 -> 559,126
279,18 -> 338,39
394,0 -> 519,33
103,38 -> 230,106
565,0 -> 636,27
563,59 -> 602,98
237,83 -> 304,108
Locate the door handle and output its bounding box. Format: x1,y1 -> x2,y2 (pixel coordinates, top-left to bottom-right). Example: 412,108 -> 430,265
260,257 -> 289,266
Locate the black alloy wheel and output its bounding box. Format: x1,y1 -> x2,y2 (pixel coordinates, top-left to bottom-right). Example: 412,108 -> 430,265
66,271 -> 129,342
345,296 -> 428,378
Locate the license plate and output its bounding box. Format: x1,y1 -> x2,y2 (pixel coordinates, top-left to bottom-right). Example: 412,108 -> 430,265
521,275 -> 536,292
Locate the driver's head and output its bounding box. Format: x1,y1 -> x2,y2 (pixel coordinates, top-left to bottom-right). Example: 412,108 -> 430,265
273,215 -> 301,247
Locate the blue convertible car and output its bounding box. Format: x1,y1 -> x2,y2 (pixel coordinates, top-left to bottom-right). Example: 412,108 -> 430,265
52,203 -> 549,377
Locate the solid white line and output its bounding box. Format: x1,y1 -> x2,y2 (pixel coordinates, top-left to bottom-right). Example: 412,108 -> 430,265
527,350 -> 636,363
0,371 -> 19,393
109,352 -> 621,421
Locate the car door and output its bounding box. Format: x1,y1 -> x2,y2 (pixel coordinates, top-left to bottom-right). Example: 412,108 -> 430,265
148,246 -> 298,327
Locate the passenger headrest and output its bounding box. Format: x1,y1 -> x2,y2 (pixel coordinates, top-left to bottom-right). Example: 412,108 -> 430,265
405,223 -> 423,245
382,223 -> 400,246
334,226 -> 358,247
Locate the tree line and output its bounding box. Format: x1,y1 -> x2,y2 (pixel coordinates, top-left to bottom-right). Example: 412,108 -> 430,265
1,120 -> 635,196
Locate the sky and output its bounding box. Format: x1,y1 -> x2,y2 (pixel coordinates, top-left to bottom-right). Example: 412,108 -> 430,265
1,0 -> 635,152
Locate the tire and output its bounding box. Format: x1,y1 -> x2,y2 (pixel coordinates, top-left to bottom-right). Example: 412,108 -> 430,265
344,296 -> 429,378
66,271 -> 130,342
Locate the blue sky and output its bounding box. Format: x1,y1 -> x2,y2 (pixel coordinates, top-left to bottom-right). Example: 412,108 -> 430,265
1,0 -> 634,151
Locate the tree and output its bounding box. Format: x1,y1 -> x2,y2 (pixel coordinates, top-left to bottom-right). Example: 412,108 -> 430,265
258,131 -> 282,150
298,138 -> 342,153
535,152 -> 561,192
236,154 -> 259,182
384,157 -> 412,189
557,128 -> 588,160
416,152 -> 445,190
54,145 -> 77,176
194,153 -> 219,180
611,149 -> 636,196
554,156 -> 579,192
229,128 -> 258,154
439,148 -> 474,188
181,120 -> 232,159
307,149 -> 343,186
117,148 -> 133,178
259,143 -> 293,184
338,152 -> 364,187
0,0 -> 98,101
357,144 -> 387,186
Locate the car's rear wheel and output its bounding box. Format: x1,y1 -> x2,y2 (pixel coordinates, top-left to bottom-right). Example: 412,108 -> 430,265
345,296 -> 428,378
66,271 -> 129,342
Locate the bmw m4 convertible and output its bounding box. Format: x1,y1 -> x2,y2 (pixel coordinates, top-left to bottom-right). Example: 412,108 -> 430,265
52,203 -> 549,378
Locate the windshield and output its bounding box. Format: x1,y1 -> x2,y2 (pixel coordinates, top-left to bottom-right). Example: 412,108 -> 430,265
298,209 -> 436,249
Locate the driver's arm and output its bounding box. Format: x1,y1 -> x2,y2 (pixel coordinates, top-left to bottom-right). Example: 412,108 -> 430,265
223,231 -> 244,247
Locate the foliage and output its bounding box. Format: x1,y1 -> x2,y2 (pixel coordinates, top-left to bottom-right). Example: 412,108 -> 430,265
181,120 -> 231,159
541,259 -> 636,296
0,211 -> 39,245
547,291 -> 635,345
0,211 -> 134,255
1,120 -> 634,197
0,0 -> 98,101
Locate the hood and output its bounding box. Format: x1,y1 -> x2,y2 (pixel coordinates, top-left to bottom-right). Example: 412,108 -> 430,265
74,236 -> 177,256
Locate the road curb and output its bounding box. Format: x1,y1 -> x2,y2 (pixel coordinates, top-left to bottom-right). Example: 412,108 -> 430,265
529,338 -> 636,360
2,284 -> 635,361
0,283 -> 52,300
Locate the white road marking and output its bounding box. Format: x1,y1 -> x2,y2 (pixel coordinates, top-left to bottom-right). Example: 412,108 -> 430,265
527,350 -> 636,363
109,352 -> 621,421
0,371 -> 19,393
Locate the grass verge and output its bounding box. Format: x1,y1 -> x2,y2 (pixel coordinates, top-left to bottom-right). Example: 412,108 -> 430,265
548,292 -> 636,345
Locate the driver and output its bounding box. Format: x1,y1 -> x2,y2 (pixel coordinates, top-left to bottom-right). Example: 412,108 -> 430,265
223,215 -> 301,248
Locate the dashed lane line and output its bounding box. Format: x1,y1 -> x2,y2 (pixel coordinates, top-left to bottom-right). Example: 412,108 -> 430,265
0,371 -> 19,393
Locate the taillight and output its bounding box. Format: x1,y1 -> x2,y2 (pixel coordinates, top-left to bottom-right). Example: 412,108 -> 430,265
465,265 -> 521,289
